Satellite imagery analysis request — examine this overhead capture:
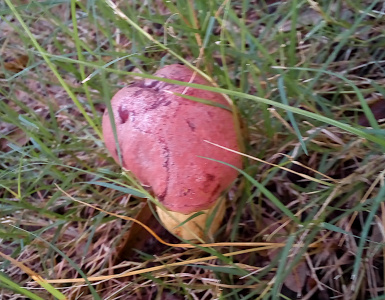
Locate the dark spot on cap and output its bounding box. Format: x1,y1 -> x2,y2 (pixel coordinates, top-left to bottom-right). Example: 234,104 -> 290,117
133,89 -> 144,97
118,106 -> 129,124
144,79 -> 161,89
149,97 -> 166,110
211,184 -> 221,196
157,191 -> 166,202
130,81 -> 146,88
186,120 -> 196,131
202,174 -> 216,193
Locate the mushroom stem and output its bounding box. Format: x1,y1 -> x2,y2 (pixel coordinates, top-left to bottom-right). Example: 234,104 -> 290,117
156,197 -> 226,241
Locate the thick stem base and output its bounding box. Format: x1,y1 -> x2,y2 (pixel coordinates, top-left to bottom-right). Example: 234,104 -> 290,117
156,198 -> 226,241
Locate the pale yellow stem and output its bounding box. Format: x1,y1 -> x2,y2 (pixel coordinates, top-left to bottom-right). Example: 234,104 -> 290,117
156,197 -> 226,241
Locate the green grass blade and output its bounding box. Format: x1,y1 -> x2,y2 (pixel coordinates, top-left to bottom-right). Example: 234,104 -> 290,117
278,76 -> 308,155
352,174 -> 385,282
86,181 -> 147,198
10,225 -> 102,300
0,272 -> 45,300
4,0 -> 102,139
199,156 -> 300,223
272,234 -> 296,300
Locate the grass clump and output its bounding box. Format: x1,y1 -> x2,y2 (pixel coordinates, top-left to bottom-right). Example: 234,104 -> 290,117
1,0 -> 385,299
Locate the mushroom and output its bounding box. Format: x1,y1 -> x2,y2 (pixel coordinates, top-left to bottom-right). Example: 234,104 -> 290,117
102,64 -> 242,240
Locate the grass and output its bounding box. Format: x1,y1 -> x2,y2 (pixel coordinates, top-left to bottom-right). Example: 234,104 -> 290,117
1,0 -> 385,299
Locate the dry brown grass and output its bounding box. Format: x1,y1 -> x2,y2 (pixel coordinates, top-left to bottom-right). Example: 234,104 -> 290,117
1,0 -> 385,299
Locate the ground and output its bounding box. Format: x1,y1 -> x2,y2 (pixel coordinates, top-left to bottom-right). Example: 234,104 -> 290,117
1,1 -> 385,299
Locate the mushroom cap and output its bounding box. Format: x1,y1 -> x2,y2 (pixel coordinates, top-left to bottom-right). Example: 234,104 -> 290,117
102,64 -> 242,214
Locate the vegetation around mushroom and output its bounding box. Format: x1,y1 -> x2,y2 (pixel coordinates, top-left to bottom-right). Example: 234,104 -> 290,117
1,1 -> 385,299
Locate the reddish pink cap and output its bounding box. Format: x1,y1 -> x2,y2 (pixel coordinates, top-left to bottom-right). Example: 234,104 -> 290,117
102,64 -> 242,214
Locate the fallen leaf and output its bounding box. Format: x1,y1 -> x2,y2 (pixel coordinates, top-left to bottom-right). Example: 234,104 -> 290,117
0,127 -> 30,152
2,55 -> 29,73
358,99 -> 385,126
